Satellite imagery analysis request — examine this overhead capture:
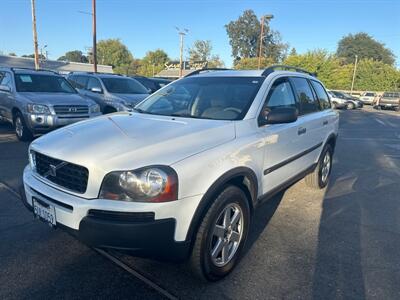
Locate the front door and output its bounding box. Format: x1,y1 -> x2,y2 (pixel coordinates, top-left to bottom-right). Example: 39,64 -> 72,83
259,76 -> 312,193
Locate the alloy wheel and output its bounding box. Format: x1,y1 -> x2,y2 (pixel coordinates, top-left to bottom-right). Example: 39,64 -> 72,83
321,151 -> 331,183
210,203 -> 244,267
15,117 -> 23,138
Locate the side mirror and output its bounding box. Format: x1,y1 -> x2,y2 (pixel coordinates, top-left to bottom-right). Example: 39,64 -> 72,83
0,85 -> 11,93
258,107 -> 298,126
90,87 -> 103,93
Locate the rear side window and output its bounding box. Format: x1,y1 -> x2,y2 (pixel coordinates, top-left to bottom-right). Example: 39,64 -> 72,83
291,77 -> 319,115
264,77 -> 296,110
310,80 -> 331,110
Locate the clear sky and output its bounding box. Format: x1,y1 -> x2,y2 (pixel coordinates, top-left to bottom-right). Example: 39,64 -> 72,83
1,0 -> 399,67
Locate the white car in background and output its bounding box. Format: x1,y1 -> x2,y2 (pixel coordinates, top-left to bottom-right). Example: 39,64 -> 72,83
327,90 -> 348,109
360,92 -> 377,105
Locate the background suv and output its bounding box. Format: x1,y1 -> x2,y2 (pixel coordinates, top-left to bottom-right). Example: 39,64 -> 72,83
67,72 -> 150,114
375,92 -> 400,110
0,67 -> 101,141
21,66 -> 338,281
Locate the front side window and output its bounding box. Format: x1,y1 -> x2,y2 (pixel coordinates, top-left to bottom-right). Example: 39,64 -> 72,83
310,80 -> 331,110
264,77 -> 296,110
291,77 -> 319,115
15,74 -> 76,93
135,76 -> 265,120
101,77 -> 148,94
87,77 -> 102,91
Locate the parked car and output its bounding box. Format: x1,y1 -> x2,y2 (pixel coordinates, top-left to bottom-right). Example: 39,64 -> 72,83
330,91 -> 362,109
375,92 -> 400,110
67,72 -> 149,114
21,66 -> 339,281
327,90 -> 348,109
359,91 -> 377,105
131,76 -> 172,93
0,67 -> 101,141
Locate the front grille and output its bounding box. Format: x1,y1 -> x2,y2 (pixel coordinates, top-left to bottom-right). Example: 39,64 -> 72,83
53,105 -> 89,116
34,152 -> 89,194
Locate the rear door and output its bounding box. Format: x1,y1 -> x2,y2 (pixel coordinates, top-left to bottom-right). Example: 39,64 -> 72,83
289,77 -> 325,167
260,76 -> 312,193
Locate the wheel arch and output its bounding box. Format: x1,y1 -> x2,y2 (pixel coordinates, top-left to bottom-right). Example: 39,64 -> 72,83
185,167 -> 258,243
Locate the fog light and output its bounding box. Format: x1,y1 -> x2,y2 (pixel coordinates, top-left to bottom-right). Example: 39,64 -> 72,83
35,117 -> 43,123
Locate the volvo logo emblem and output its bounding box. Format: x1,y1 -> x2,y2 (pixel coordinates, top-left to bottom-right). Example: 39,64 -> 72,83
43,162 -> 68,178
68,107 -> 78,112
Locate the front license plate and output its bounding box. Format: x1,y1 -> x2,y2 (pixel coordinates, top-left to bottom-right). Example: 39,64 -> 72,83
33,198 -> 56,227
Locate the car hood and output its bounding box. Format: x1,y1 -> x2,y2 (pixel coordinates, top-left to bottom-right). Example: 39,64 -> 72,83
111,93 -> 149,105
20,92 -> 94,106
31,113 -> 236,173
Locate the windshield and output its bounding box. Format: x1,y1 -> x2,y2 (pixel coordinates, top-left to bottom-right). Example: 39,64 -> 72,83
365,93 -> 375,97
135,76 -> 264,120
101,77 -> 149,94
15,74 -> 76,93
383,92 -> 400,98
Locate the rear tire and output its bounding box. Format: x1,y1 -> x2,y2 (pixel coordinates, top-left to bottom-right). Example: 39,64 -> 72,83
14,112 -> 33,142
305,144 -> 333,189
190,185 -> 250,281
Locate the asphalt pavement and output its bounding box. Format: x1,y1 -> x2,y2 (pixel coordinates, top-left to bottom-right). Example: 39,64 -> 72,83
0,106 -> 399,299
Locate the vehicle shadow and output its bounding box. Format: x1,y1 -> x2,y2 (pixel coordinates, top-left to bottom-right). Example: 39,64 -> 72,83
311,135 -> 400,299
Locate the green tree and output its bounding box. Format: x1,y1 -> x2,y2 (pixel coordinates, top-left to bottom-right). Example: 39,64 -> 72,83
97,39 -> 133,68
289,48 -> 297,56
188,40 -> 225,68
58,50 -> 88,63
336,32 -> 395,65
21,53 -> 46,59
8,52 -> 17,56
284,50 -> 353,89
138,49 -> 170,77
352,59 -> 399,91
225,10 -> 288,63
234,57 -> 275,70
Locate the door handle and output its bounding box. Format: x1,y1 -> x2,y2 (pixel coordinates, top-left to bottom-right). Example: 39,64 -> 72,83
298,127 -> 307,135
323,120 -> 328,126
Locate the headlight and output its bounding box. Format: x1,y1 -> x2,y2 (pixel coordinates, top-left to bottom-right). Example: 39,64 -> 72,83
89,104 -> 100,114
99,166 -> 178,202
27,104 -> 51,114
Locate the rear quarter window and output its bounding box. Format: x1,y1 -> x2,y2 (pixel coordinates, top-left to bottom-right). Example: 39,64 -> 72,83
310,80 -> 331,110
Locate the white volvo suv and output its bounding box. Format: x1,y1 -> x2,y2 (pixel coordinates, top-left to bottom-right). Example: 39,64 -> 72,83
21,66 -> 339,281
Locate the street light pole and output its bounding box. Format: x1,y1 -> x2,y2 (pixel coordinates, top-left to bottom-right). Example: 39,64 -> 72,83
351,55 -> 358,95
176,27 -> 189,78
30,0 -> 39,70
258,14 -> 274,70
92,0 -> 97,73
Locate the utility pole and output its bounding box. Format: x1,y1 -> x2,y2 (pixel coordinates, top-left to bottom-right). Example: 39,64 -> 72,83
31,0 -> 39,70
92,0 -> 97,72
176,27 -> 189,78
351,55 -> 358,95
258,14 -> 274,70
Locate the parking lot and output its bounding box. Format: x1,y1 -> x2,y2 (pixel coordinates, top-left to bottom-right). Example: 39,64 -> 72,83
0,106 -> 399,299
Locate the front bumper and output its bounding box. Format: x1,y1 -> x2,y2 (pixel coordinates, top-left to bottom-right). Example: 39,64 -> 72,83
21,166 -> 201,260
25,112 -> 101,133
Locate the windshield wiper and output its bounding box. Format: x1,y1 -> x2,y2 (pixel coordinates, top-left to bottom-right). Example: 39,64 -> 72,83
169,113 -> 212,119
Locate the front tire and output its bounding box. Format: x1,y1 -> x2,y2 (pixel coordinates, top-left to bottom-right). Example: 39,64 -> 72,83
305,144 -> 333,189
346,102 -> 355,110
190,185 -> 250,281
14,112 -> 33,141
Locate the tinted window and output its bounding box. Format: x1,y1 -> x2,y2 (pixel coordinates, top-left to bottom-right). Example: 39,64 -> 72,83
136,77 -> 264,120
15,74 -> 76,93
291,77 -> 319,114
101,77 -> 148,94
365,92 -> 375,97
87,77 -> 102,91
265,78 -> 296,110
0,72 -> 12,89
134,77 -> 157,92
311,80 -> 331,110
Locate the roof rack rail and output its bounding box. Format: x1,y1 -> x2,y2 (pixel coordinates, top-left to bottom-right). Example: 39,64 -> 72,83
262,65 -> 316,77
10,67 -> 59,74
184,68 -> 231,77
